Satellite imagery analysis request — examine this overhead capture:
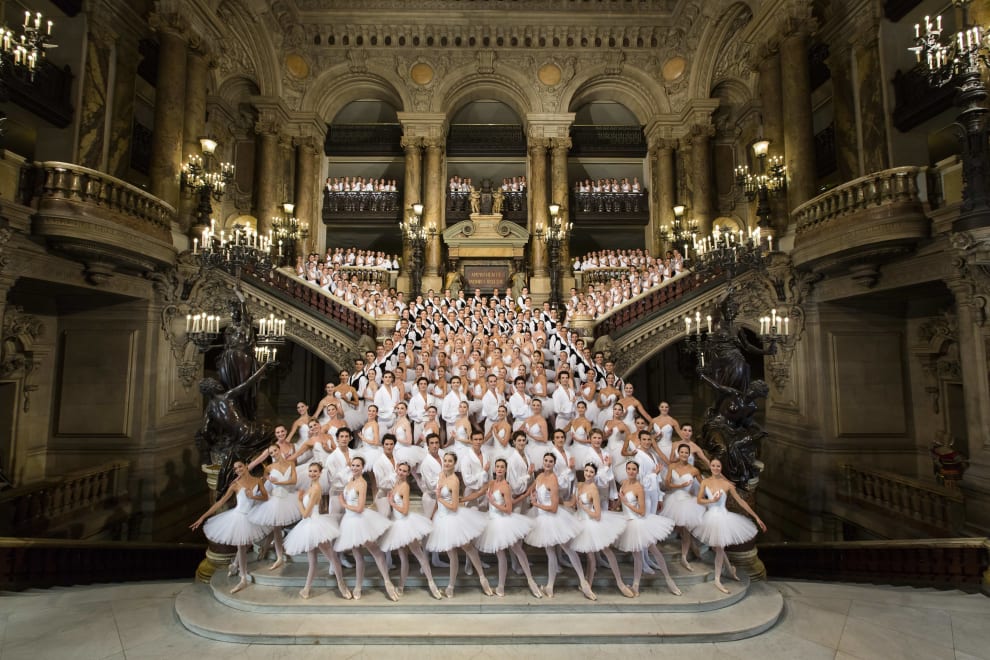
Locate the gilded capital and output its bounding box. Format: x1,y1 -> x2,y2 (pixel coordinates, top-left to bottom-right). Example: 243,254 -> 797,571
400,136 -> 424,152
550,137 -> 572,152
423,136 -> 445,151
148,11 -> 190,40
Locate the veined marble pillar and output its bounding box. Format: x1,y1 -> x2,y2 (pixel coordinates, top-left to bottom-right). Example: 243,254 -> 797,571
181,46 -> 210,234
294,137 -> 320,257
253,118 -> 281,235
652,139 -> 676,255
529,139 -> 550,278
827,44 -> 859,182
781,29 -> 817,215
422,137 -> 445,287
400,136 -> 424,283
108,38 -> 139,180
689,124 -> 715,237
550,137 -> 572,267
758,49 -> 788,234
853,24 -> 890,175
148,20 -> 187,209
76,24 -> 113,170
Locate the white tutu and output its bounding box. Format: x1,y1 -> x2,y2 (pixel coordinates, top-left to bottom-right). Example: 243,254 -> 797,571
283,513 -> 341,554
248,489 -> 302,527
692,491 -> 758,547
425,506 -> 488,552
203,490 -> 269,546
524,506 -> 582,547
475,510 -> 533,553
378,511 -> 433,551
661,489 -> 705,528
356,444 -> 382,473
394,443 -> 427,469
614,513 -> 675,552
570,510 -> 627,553
334,507 -> 391,551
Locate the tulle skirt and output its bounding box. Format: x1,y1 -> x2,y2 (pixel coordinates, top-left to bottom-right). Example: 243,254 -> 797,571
394,443 -> 427,469
524,508 -> 582,547
475,511 -> 533,553
614,514 -> 675,552
661,489 -> 706,528
692,507 -> 758,548
424,507 -> 488,552
203,509 -> 269,547
378,512 -> 434,551
355,444 -> 382,473
570,511 -> 627,553
248,490 -> 302,527
333,508 -> 391,551
283,514 -> 341,554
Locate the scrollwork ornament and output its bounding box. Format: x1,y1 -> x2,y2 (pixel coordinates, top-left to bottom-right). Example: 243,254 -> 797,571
0,306 -> 43,379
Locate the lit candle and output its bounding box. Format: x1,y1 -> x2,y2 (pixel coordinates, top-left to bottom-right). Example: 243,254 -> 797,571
936,15 -> 942,32
700,352 -> 705,367
768,236 -> 773,252
273,348 -> 277,362
259,318 -> 266,335
47,20 -> 52,35
685,317 -> 691,335
784,317 -> 790,335
706,315 -> 712,333
24,11 -> 30,27
695,311 -> 701,335
186,314 -> 191,332
915,23 -> 920,39
193,238 -> 198,254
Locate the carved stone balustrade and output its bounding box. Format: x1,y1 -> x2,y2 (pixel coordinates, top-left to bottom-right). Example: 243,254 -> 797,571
25,162 -> 176,282
446,190 -> 528,225
571,192 -> 649,226
791,166 -> 931,279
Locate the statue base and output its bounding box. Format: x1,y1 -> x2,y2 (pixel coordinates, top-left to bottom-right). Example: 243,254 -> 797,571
196,547 -> 236,584
726,547 -> 767,582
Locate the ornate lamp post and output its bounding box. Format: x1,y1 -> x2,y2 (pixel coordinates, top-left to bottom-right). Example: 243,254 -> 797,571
401,203 -> 427,299
909,1 -> 990,230
182,137 -> 236,229
543,203 -> 570,311
272,202 -> 300,266
735,139 -> 786,231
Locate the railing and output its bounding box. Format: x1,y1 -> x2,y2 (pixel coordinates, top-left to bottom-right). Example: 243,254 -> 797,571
325,123 -> 403,156
759,538 -> 990,591
322,190 -> 401,215
256,268 -> 378,338
793,166 -> 926,236
447,124 -> 526,156
838,464 -> 965,535
445,190 -> 528,224
572,191 -> 648,215
593,269 -> 718,338
1,55 -> 74,128
569,125 -> 647,156
0,537 -> 205,590
336,265 -> 395,288
0,461 -> 130,537
28,162 -> 175,242
578,266 -> 641,287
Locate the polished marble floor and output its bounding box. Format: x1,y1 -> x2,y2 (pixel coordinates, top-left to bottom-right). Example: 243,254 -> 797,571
1,579 -> 987,659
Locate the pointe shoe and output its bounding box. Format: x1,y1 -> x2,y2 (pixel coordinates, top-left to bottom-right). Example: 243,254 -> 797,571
352,585 -> 362,600
714,582 -> 729,594
666,576 -> 682,596
227,563 -> 239,577
727,566 -> 740,582
230,579 -> 250,594
445,584 -> 455,599
299,587 -> 312,599
541,584 -> 554,599
480,576 -> 494,597
269,557 -> 286,571
465,562 -> 474,576
385,583 -> 400,602
581,583 -> 598,601
527,578 -> 543,599
338,584 -> 353,600
631,584 -> 640,597
340,555 -> 354,568
619,584 -> 636,598
428,581 -> 443,600
680,557 -> 694,572
495,587 -> 505,597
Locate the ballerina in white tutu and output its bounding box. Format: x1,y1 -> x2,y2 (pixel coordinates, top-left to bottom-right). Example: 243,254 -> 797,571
662,443 -> 706,571
377,461 -> 443,599
283,463 -> 352,600
248,445 -> 301,570
190,460 -> 269,594
475,458 -> 542,599
424,452 -> 494,598
695,458 -> 766,593
525,453 -> 597,600
568,463 -> 634,597
616,461 -> 681,596
333,455 -> 399,601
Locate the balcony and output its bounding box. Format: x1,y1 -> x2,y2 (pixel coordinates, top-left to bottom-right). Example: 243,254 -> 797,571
24,162 -> 176,282
791,166 -> 930,277
446,190 -> 528,225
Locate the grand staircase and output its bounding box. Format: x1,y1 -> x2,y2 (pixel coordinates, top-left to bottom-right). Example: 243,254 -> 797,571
175,543 -> 783,645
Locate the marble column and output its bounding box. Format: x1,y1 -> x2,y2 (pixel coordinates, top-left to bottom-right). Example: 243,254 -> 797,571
253,118 -> 281,235
689,124 -> 715,237
550,137 -> 572,267
828,44 -> 859,182
529,139 -> 550,278
107,38 -> 140,180
399,136 -> 424,283
853,24 -> 890,175
76,24 -> 114,171
180,46 -> 210,234
149,22 -> 187,209
948,279 -> 990,455
780,29 -> 817,215
652,139 -> 676,255
422,137 -> 445,286
758,48 -> 789,234
294,137 -> 320,258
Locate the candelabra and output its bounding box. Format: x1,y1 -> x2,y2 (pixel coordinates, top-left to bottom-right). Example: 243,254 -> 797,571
735,139 -> 786,230
193,221 -> 276,277
659,204 -> 700,256
542,203 -> 571,311
272,202 -> 307,266
909,1 -> 990,229
682,297 -> 789,373
182,138 -> 236,228
0,9 -> 57,136
186,312 -> 222,352
401,203 -> 428,299
254,313 -> 287,363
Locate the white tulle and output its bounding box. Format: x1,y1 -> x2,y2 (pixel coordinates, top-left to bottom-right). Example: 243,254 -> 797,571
425,487 -> 487,552
570,507 -> 627,553
523,484 -> 581,547
691,488 -> 758,547
474,491 -> 533,553
203,489 -> 269,546
283,495 -> 340,554
248,469 -> 302,527
333,487 -> 391,551
378,495 -> 433,551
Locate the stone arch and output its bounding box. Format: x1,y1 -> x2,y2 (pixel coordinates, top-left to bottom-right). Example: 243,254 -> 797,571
562,67 -> 669,123
689,2 -> 757,102
301,66 -> 410,123
435,71 -> 533,124
214,3 -> 282,98
217,75 -> 261,108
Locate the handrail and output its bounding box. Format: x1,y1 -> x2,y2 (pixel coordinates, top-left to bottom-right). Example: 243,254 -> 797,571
592,269 -> 721,338
839,463 -> 964,534
30,161 -> 174,241
792,165 -> 926,235
251,267 -> 378,338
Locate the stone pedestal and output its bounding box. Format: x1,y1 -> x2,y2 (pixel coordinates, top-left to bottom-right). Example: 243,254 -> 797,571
195,464 -> 235,583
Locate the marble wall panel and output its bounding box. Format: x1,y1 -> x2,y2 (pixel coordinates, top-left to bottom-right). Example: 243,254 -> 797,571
56,329 -> 136,436
830,331 -> 906,436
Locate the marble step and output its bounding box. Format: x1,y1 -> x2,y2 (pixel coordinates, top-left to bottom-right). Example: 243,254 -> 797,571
175,580 -> 784,645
